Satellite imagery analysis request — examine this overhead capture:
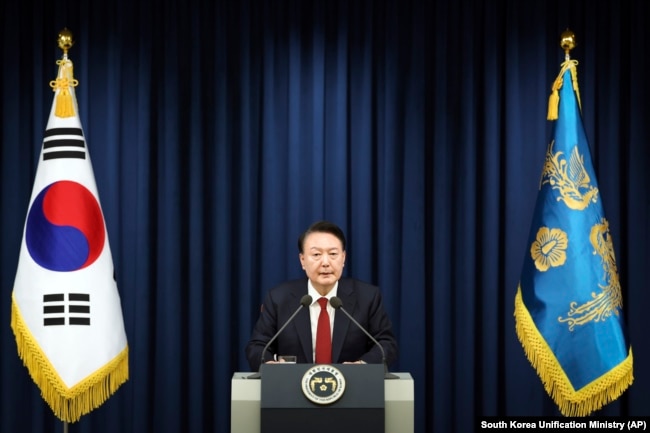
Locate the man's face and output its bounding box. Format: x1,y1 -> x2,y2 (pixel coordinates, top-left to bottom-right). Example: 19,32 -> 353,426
299,231 -> 346,295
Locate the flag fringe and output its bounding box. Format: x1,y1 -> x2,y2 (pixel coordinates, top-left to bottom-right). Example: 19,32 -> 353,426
10,295 -> 129,423
547,59 -> 581,121
514,286 -> 633,417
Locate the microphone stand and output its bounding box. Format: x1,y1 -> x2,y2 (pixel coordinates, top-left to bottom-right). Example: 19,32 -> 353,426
330,297 -> 399,379
247,295 -> 312,379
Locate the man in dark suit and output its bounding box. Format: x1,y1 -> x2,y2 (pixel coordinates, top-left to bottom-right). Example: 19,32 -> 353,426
245,221 -> 398,372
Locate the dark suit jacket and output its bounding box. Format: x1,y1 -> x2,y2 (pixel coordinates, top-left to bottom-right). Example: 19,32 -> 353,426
245,277 -> 398,372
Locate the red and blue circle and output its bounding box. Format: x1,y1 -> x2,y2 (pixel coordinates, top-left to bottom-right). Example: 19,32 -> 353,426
26,181 -> 105,272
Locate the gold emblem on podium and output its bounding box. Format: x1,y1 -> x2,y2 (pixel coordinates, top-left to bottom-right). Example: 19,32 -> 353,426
301,365 -> 346,405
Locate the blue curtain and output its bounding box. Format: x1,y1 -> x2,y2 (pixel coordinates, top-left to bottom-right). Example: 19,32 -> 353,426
1,1 -> 648,432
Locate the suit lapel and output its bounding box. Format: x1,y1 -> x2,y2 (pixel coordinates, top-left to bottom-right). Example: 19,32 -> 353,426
295,307 -> 312,363
332,279 -> 356,362
288,279 -> 313,363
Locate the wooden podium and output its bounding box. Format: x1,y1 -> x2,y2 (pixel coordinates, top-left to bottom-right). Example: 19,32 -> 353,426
231,365 -> 414,433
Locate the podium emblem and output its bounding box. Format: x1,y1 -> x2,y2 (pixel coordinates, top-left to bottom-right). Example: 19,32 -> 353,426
301,365 -> 346,405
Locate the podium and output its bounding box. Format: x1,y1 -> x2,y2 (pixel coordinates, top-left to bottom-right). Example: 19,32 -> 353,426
231,365 -> 414,433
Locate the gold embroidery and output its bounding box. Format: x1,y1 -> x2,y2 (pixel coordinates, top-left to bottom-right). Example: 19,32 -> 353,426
559,219 -> 623,330
540,141 -> 599,210
531,227 -> 568,272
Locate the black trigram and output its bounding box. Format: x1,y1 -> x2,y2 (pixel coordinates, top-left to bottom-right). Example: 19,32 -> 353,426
42,127 -> 86,161
43,293 -> 91,326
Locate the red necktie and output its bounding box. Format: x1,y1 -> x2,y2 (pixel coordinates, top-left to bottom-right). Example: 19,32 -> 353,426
315,297 -> 332,363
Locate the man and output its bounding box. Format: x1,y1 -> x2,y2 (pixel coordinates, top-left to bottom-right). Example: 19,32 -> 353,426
245,220 -> 398,372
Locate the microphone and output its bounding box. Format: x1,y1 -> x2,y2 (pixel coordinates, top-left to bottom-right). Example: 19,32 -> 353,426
247,294 -> 313,379
329,296 -> 398,379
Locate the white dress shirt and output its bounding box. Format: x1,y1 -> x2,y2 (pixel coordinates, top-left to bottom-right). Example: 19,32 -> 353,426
307,280 -> 337,362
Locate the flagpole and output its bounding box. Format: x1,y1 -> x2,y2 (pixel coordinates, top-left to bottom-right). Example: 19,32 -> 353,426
60,31 -> 73,433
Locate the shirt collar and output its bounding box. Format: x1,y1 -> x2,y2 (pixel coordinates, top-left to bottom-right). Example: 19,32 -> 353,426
307,280 -> 338,304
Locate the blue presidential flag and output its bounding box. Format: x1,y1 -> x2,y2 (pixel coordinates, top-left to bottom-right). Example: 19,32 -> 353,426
11,46 -> 128,423
514,59 -> 633,416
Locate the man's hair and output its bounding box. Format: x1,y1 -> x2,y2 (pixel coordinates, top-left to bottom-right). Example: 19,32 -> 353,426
298,221 -> 347,253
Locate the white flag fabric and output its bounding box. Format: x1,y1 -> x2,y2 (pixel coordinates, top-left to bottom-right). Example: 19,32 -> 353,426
11,55 -> 128,423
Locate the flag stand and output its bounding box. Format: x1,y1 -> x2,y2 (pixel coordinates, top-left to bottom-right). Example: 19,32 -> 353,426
63,422 -> 68,433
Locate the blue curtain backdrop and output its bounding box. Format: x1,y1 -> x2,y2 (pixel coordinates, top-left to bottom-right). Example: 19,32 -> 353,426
1,0 -> 648,432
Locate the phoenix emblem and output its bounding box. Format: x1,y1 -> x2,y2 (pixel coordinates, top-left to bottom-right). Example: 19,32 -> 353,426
558,219 -> 623,330
540,141 -> 599,210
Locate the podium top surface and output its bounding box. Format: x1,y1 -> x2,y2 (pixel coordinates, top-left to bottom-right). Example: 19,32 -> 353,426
232,371 -> 413,380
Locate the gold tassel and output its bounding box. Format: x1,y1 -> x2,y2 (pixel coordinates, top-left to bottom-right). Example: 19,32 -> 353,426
547,89 -> 560,120
11,295 -> 129,423
547,59 -> 580,121
514,286 -> 634,417
50,59 -> 79,118
56,88 -> 75,117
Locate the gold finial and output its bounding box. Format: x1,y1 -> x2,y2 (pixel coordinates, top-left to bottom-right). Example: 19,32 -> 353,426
547,29 -> 581,120
560,29 -> 576,58
57,28 -> 74,55
52,28 -> 78,117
